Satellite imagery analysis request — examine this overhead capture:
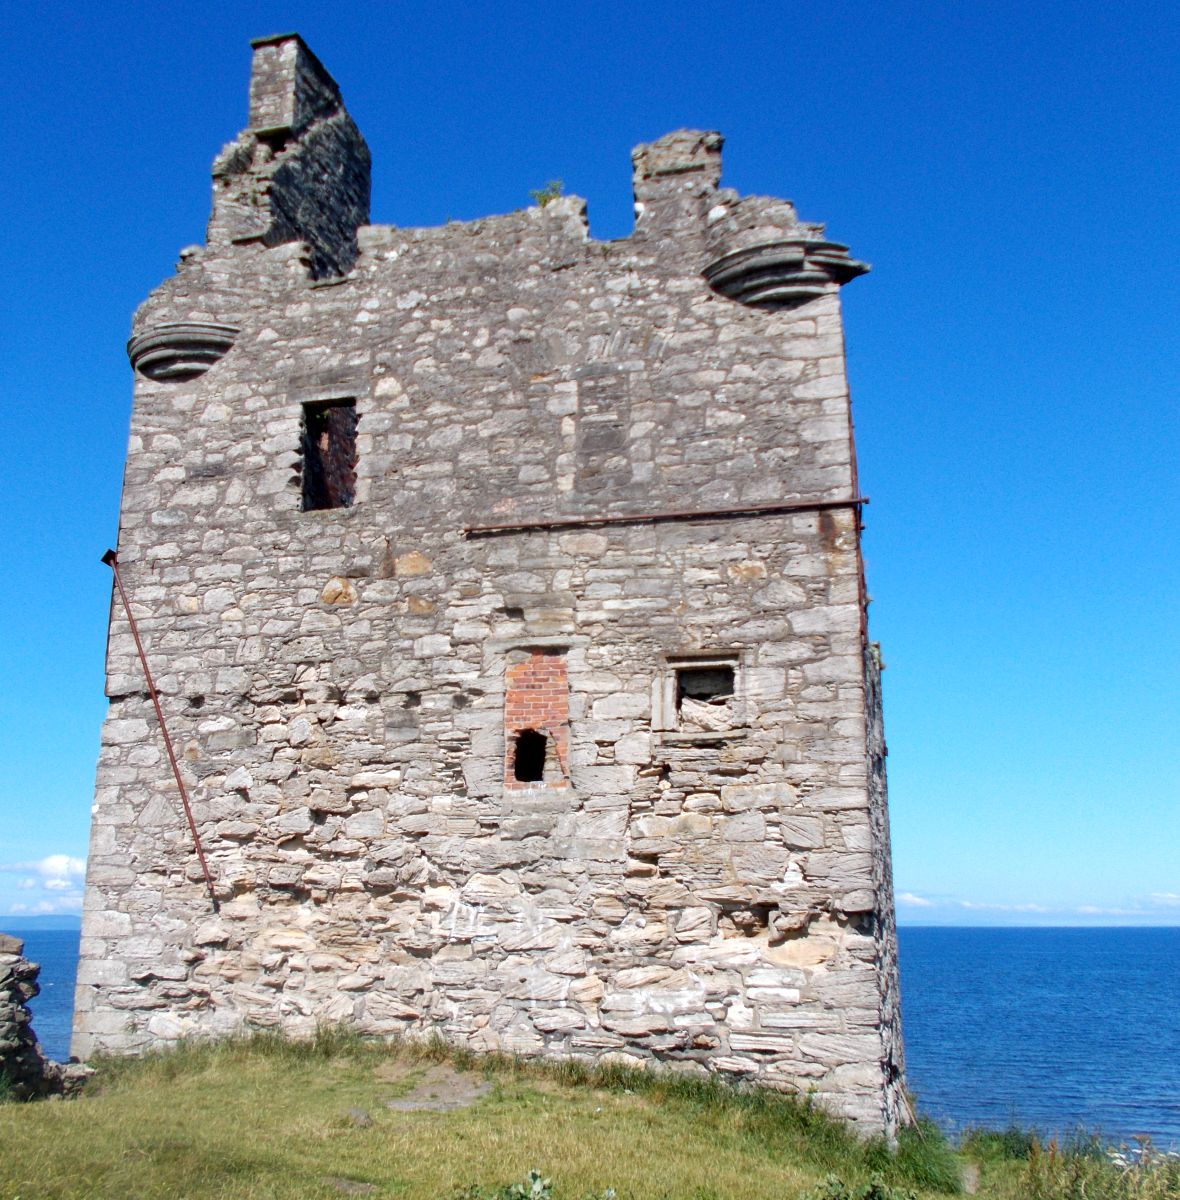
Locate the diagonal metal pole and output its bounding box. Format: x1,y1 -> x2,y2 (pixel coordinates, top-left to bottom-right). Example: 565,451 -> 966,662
102,549 -> 219,912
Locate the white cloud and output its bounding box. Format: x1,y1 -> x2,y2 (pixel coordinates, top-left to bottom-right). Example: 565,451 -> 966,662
34,855 -> 86,880
1,854 -> 85,883
896,892 -> 934,908
1,855 -> 87,917
1150,893 -> 1180,908
959,900 -> 1051,913
8,894 -> 84,916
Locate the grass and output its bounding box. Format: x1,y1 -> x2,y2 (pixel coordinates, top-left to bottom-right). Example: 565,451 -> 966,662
0,1032 -> 1174,1199
958,1127 -> 1180,1200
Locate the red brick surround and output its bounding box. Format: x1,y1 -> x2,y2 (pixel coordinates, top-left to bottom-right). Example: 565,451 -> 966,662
504,650 -> 569,788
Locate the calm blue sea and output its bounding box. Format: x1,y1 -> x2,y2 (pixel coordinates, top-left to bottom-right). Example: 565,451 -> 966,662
7,927 -> 80,1065
899,927 -> 1180,1148
7,924 -> 1178,1147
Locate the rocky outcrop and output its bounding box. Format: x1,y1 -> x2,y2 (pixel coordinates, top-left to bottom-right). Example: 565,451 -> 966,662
0,934 -> 89,1099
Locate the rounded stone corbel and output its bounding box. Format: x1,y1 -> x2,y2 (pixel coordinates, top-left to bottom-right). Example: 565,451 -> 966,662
702,193 -> 869,310
703,238 -> 869,309
127,322 -> 240,381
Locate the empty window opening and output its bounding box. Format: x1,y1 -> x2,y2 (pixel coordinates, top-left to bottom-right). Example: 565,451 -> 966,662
656,654 -> 741,734
300,399 -> 358,511
513,729 -> 548,783
676,665 -> 734,710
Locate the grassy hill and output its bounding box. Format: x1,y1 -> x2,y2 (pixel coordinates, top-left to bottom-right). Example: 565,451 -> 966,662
1,1032 -> 1175,1199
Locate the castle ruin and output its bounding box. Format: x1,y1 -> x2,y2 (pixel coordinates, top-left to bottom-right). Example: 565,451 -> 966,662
74,34 -> 906,1135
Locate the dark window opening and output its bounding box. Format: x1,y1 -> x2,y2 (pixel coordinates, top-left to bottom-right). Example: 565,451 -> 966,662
513,729 -> 547,783
300,400 -> 358,511
676,665 -> 734,710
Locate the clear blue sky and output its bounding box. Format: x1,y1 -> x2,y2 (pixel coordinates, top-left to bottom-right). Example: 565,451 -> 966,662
1,1 -> 1176,925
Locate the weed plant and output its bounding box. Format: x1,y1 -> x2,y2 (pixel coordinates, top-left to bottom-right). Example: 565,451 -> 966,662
456,1168 -> 617,1199
812,1177 -> 926,1200
959,1124 -> 1038,1162
1018,1136 -> 1180,1200
529,180 -> 564,207
955,1126 -> 1180,1200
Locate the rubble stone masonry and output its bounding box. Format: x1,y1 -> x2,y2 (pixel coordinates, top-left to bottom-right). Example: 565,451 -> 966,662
75,34 -> 906,1136
1,934 -> 90,1098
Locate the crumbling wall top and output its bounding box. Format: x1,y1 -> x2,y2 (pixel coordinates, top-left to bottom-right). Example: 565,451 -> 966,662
631,130 -> 724,197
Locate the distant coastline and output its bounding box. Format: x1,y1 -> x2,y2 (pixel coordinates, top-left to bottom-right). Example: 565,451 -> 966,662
3,915 -> 82,932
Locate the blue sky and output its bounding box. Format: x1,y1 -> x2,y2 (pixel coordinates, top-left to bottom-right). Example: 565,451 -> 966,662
0,1 -> 1176,925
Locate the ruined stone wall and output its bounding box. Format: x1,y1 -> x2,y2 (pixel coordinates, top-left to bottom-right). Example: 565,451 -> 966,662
1,934 -> 89,1098
76,35 -> 904,1136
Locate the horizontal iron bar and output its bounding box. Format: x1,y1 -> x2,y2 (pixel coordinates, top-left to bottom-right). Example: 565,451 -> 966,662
465,496 -> 867,538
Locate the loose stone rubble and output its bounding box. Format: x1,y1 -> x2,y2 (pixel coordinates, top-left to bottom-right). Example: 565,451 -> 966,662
76,34 -> 906,1136
0,934 -> 89,1098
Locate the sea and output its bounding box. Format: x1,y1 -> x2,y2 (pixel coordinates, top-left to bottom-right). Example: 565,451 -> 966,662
6,923 -> 1178,1148
899,926 -> 1180,1148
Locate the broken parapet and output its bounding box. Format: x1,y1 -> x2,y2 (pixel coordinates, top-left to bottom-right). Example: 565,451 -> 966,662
0,934 -> 90,1098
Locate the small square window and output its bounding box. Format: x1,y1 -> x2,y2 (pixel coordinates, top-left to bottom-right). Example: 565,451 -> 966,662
654,653 -> 742,733
300,399 -> 357,511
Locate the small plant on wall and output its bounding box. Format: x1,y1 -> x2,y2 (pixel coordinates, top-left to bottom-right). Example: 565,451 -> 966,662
529,179 -> 564,207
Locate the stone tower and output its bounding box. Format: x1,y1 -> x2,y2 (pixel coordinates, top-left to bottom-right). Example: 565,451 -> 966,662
75,34 -> 905,1135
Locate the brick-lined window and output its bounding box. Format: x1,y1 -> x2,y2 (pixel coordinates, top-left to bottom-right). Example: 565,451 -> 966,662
300,399 -> 357,511
504,650 -> 569,788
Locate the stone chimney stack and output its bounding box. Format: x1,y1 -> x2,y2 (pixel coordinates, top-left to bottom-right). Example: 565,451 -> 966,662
248,33 -> 343,136
207,33 -> 371,279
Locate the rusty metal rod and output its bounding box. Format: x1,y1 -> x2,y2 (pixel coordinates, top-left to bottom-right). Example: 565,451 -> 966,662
846,401 -> 870,651
102,549 -> 219,911
465,495 -> 868,538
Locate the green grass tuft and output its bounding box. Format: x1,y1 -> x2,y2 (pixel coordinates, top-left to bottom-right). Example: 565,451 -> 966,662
883,1120 -> 963,1193
959,1124 -> 1038,1162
